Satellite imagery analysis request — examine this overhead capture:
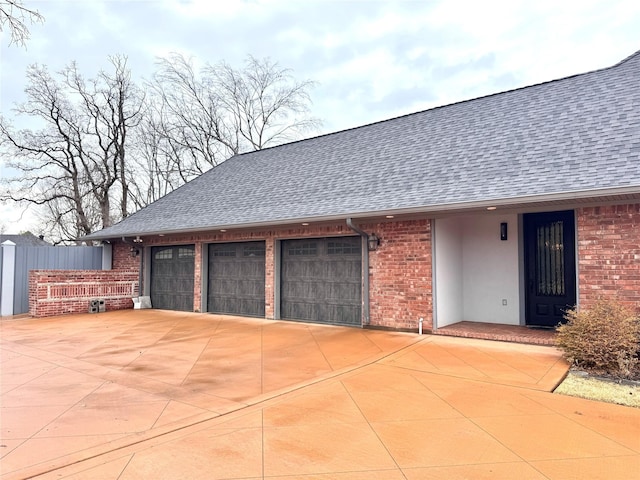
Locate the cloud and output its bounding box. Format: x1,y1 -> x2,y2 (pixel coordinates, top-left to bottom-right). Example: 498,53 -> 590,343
1,0 -> 639,232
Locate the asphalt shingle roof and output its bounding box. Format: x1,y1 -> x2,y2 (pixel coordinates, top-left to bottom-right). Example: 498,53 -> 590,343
87,51 -> 640,240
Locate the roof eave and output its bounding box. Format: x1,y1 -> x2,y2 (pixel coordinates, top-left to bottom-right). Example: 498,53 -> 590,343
84,185 -> 640,241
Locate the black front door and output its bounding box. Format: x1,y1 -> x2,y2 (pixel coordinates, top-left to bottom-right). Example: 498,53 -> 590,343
524,211 -> 576,327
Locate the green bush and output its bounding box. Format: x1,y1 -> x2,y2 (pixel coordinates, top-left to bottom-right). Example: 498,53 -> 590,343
556,299 -> 640,379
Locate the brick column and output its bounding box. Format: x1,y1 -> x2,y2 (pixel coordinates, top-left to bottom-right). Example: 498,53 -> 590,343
265,236 -> 275,319
577,204 -> 640,311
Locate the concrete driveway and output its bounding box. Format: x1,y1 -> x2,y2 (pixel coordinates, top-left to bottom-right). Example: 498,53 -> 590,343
1,310 -> 639,479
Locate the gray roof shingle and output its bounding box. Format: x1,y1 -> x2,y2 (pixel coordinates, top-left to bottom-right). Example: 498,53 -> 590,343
86,51 -> 640,240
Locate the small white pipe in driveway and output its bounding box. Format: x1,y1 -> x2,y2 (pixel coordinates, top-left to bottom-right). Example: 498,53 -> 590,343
419,317 -> 424,335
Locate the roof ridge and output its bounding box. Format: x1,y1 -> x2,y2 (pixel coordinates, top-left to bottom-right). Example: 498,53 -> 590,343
611,49 -> 640,67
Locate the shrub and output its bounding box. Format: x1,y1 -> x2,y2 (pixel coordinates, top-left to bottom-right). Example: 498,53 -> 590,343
556,299 -> 640,379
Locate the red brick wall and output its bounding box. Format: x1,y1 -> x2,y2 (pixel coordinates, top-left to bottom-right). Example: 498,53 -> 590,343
113,242 -> 141,270
29,270 -> 139,318
99,204 -> 640,330
369,220 -> 433,330
193,243 -> 203,311
118,219 -> 433,330
265,238 -> 275,318
577,203 -> 640,312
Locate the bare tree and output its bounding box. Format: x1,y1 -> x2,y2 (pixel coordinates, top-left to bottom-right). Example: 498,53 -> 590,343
127,112 -> 185,209
0,56 -> 143,243
1,54 -> 319,240
212,56 -> 320,150
0,0 -> 43,47
138,54 -> 320,193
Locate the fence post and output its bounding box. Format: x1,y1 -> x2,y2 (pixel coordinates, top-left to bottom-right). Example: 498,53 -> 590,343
1,240 -> 16,316
102,243 -> 112,270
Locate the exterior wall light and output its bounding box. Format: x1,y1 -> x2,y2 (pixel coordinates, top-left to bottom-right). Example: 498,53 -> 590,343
368,233 -> 380,251
500,222 -> 508,241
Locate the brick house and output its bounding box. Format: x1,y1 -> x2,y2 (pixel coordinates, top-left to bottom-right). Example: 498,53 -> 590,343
55,50 -> 639,332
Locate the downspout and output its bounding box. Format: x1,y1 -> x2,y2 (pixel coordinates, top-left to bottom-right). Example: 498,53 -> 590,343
346,218 -> 371,326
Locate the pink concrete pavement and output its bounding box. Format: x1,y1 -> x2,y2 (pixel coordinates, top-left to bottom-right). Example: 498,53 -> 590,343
1,310 -> 639,479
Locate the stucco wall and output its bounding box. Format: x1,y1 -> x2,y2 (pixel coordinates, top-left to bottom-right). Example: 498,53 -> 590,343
434,215 -> 520,327
462,214 -> 520,324
433,217 -> 463,327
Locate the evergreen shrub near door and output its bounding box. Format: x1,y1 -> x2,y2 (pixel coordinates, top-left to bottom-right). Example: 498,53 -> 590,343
556,299 -> 640,379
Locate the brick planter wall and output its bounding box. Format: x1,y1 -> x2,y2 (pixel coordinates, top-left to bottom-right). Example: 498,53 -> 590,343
577,203 -> 640,311
29,270 -> 139,318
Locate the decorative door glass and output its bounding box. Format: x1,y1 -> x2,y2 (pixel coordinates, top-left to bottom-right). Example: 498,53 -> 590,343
535,220 -> 565,296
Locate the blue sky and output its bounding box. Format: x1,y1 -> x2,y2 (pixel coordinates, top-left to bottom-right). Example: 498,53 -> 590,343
1,0 -> 639,234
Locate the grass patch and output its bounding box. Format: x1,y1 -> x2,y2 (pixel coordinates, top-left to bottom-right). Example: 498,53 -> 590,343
554,372 -> 639,408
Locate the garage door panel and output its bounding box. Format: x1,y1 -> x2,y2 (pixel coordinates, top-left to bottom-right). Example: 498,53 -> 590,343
241,298 -> 263,315
244,279 -> 263,296
209,277 -> 264,298
281,237 -> 362,325
281,301 -> 316,322
283,260 -> 323,278
330,304 -> 360,322
175,263 -> 193,276
281,280 -> 317,302
150,245 -> 195,312
330,260 -> 361,278
207,241 -> 265,317
238,262 -> 262,278
326,283 -> 360,301
216,262 -> 239,277
209,279 -> 234,295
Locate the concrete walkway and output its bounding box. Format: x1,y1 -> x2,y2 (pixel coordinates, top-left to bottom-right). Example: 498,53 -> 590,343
1,311 -> 639,479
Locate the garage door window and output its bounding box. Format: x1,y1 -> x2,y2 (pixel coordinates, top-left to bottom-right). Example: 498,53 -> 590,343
179,247 -> 195,258
327,240 -> 360,255
213,246 -> 236,257
288,241 -> 318,256
155,248 -> 173,260
243,245 -> 265,257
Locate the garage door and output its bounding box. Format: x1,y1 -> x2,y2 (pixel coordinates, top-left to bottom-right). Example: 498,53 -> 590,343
281,237 -> 362,325
207,242 -> 265,317
150,245 -> 195,311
